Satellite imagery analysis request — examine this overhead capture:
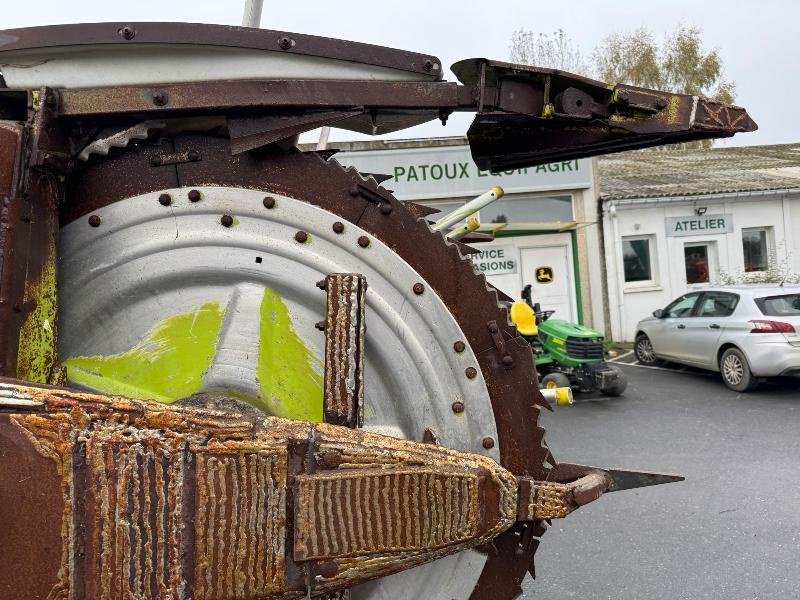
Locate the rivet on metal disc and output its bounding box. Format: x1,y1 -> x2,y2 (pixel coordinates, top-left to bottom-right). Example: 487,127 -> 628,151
263,196 -> 276,209
412,282 -> 424,295
152,90 -> 168,106
357,235 -> 370,248
118,26 -> 136,40
278,36 -> 294,50
220,214 -> 234,227
88,214 -> 101,227
465,366 -> 478,379
295,230 -> 309,243
380,202 -> 393,215
158,193 -> 172,206
482,437 -> 495,449
502,355 -> 515,367
453,341 -> 466,353
451,401 -> 465,414
332,221 -> 345,233
187,189 -> 201,202
315,321 -> 326,331
349,186 -> 360,197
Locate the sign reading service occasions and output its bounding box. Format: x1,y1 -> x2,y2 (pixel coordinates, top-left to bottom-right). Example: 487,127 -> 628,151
470,245 -> 519,276
665,214 -> 734,237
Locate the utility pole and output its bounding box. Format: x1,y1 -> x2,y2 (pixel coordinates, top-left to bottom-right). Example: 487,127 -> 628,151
242,0 -> 263,27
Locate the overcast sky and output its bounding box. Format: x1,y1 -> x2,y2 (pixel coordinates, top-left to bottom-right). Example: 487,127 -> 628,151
3,1 -> 795,148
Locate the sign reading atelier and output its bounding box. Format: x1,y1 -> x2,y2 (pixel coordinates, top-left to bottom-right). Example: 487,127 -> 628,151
665,215 -> 734,237
470,245 -> 519,276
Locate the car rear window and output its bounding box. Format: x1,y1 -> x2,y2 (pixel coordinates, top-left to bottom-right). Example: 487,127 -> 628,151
755,294 -> 800,316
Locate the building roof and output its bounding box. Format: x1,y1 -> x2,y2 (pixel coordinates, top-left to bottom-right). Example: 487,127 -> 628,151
599,143 -> 800,200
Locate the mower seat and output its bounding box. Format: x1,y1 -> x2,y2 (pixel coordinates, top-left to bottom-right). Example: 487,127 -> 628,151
510,301 -> 538,336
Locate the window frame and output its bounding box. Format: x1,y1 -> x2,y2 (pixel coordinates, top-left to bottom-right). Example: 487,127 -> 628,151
621,234 -> 658,289
741,226 -> 773,273
696,291 -> 740,318
663,292 -> 703,319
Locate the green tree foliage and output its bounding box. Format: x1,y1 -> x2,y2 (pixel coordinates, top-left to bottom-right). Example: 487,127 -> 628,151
593,26 -> 735,104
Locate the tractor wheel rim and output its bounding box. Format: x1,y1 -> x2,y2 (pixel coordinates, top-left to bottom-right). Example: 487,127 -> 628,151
722,354 -> 743,385
545,380 -> 558,389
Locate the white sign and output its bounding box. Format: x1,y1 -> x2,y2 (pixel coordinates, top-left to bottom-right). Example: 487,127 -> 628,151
470,245 -> 519,275
665,214 -> 734,237
335,145 -> 592,201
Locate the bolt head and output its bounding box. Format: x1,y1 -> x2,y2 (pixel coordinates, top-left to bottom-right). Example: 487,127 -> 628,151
187,189 -> 201,202
453,341 -> 466,353
295,230 -> 308,243
465,367 -> 478,379
158,193 -> 172,206
88,215 -> 101,227
152,90 -> 168,106
278,36 -> 294,50
316,280 -> 327,290
423,59 -> 434,72
118,26 -> 136,40
482,437 -> 495,450
412,282 -> 425,295
502,355 -> 515,367
451,401 -> 465,414
220,214 -> 234,227
263,196 -> 276,209
349,186 -> 360,197
315,321 -> 326,331
332,221 -> 345,234
488,322 -> 499,333
379,202 -> 393,215
357,235 -> 370,248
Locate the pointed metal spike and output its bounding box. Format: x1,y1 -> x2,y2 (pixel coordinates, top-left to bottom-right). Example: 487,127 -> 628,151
605,468 -> 685,492
362,172 -> 393,184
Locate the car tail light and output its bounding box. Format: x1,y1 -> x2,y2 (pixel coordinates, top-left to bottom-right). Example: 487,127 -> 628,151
749,319 -> 796,333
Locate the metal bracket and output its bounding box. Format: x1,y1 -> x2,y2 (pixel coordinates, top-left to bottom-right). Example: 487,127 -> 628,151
321,273 -> 366,428
487,320 -> 514,368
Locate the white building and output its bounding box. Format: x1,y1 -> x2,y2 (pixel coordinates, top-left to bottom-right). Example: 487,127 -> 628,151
600,143 -> 800,342
323,137 -> 606,330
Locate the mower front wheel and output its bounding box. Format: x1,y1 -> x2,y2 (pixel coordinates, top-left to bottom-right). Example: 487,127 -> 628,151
541,372 -> 571,391
601,366 -> 628,396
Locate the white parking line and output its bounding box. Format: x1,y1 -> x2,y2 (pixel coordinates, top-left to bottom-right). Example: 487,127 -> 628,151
608,350 -> 634,363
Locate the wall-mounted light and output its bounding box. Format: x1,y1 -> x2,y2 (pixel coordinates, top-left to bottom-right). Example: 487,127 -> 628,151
695,206 -> 707,216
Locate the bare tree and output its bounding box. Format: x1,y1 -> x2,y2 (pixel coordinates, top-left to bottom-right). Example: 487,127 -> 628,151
509,29 -> 589,74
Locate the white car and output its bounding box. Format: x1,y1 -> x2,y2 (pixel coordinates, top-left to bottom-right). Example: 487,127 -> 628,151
633,286 -> 800,391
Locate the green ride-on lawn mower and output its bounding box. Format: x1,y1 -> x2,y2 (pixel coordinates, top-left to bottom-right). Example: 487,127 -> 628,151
511,285 -> 627,396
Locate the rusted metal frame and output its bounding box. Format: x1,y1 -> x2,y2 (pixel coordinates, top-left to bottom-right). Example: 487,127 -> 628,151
0,22 -> 444,80
0,87 -> 66,383
321,273 -> 366,428
56,80 -> 477,118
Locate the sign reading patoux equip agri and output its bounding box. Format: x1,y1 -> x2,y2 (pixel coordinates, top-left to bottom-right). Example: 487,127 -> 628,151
470,245 -> 519,275
665,214 -> 734,237
335,145 -> 592,201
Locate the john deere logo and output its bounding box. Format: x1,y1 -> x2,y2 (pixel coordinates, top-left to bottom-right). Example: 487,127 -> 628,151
536,266 -> 554,284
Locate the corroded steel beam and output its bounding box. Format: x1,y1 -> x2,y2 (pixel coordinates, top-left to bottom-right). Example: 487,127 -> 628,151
0,379 -> 575,597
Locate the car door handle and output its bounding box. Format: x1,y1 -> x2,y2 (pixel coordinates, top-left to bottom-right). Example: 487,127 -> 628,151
677,324 -> 686,329
709,324 -> 720,329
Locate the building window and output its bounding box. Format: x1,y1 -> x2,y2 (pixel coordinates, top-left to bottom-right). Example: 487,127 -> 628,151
622,237 -> 654,283
742,227 -> 770,272
684,244 -> 710,284
479,194 -> 573,225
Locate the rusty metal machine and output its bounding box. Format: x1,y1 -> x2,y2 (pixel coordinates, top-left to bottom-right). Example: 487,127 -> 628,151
0,22 -> 754,599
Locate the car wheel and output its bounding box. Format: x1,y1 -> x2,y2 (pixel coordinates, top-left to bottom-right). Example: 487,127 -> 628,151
719,348 -> 759,392
634,334 -> 659,366
601,366 -> 627,396
541,372 -> 571,391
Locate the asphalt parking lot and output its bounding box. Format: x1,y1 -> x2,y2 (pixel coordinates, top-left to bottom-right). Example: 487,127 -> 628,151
523,362 -> 800,599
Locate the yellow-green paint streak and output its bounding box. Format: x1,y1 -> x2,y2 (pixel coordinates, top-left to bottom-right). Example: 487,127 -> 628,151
16,192 -> 59,384
63,302 -> 224,403
256,288 -> 323,421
